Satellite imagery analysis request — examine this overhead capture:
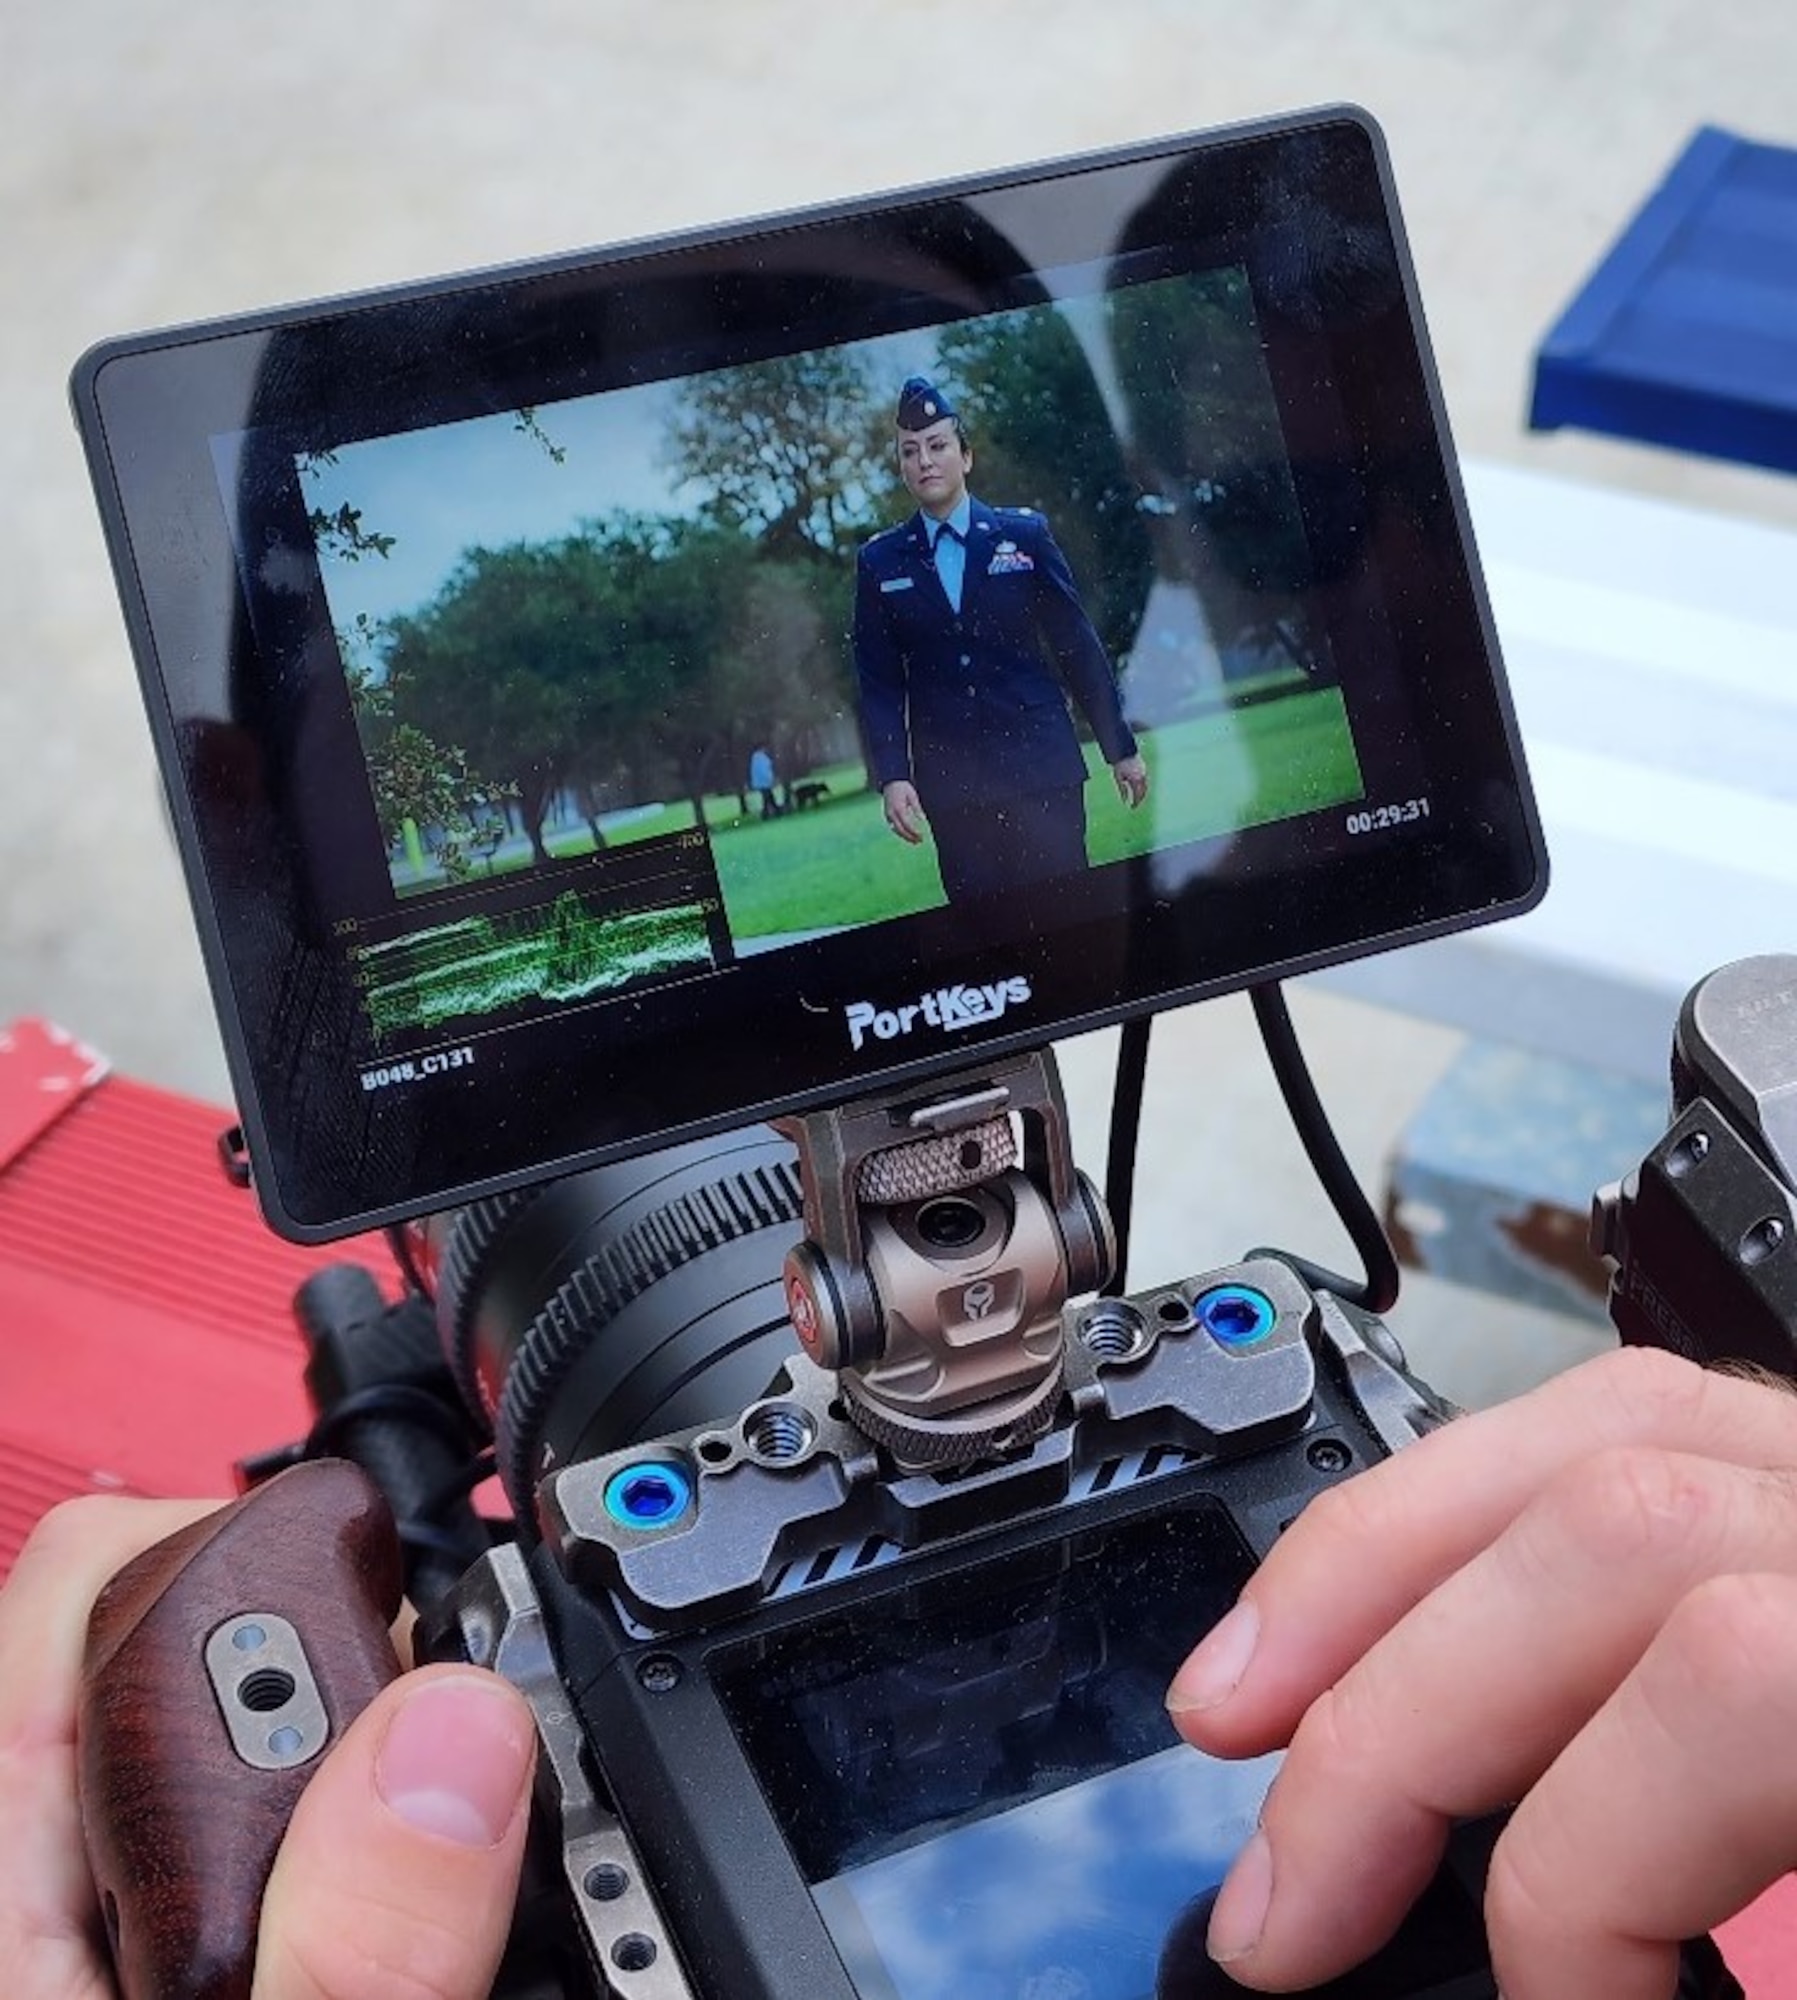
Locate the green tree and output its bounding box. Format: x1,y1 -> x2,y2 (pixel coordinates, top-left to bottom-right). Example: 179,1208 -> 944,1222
383,535 -> 642,862
934,309 -> 1153,670
378,513 -> 847,854
594,516 -> 855,821
664,348 -> 890,565
342,647 -> 513,879
703,556 -> 857,794
371,725 -> 510,879
299,452 -> 398,563
1107,269 -> 1323,674
604,517 -> 756,825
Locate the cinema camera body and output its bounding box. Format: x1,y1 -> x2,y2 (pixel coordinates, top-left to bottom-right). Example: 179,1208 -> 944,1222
68,103 -> 1751,2000
408,1049 -> 1475,2000
394,967 -> 1791,2000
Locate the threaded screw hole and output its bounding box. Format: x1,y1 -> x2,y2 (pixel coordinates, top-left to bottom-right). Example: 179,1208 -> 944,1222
743,1404 -> 816,1463
585,1861 -> 629,1901
1079,1303 -> 1147,1360
612,1934 -> 657,1972
238,1669 -> 296,1714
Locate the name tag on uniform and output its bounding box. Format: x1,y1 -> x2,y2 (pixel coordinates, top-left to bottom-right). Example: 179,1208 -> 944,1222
879,576 -> 915,593
987,539 -> 1035,576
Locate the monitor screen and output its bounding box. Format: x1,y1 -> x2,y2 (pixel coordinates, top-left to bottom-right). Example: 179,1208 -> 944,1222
74,109 -> 1544,1237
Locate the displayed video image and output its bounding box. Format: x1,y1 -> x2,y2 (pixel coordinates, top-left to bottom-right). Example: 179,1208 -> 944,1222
352,889 -> 713,1041
302,262 -> 1364,964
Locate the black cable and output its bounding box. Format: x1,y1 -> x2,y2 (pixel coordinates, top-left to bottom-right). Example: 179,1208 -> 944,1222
1102,1015 -> 1153,1296
385,1223 -> 432,1299
1248,982 -> 1400,1314
394,1516 -> 485,1565
301,1382 -> 496,1607
302,1383 -> 473,1462
415,1448 -> 500,1524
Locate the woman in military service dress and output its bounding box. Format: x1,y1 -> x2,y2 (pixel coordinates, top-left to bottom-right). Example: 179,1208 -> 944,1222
853,376 -> 1150,905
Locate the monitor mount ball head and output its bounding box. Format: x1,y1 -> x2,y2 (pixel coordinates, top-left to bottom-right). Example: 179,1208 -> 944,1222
775,1049 -> 1114,1471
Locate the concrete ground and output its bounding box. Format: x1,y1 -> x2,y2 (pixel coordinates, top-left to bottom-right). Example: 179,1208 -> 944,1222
7,1 -> 1796,1407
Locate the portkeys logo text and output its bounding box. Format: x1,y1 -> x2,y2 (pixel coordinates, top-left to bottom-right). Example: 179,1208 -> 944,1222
844,977 -> 1033,1051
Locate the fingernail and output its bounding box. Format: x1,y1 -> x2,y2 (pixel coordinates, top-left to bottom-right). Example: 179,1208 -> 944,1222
1167,1599 -> 1259,1714
1208,1830 -> 1274,1963
376,1674 -> 533,1847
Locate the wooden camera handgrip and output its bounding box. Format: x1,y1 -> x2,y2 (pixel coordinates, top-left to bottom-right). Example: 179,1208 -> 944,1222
79,1460 -> 404,2000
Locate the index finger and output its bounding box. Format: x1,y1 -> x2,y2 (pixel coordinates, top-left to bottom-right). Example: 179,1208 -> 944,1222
1,1496 -> 222,1751
0,1497 -> 221,1995
1169,1348 -> 1797,1756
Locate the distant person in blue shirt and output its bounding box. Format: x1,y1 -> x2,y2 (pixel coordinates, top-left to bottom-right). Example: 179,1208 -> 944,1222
853,376 -> 1148,904
747,744 -> 780,819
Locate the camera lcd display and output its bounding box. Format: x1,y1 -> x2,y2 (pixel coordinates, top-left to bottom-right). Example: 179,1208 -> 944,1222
74,109 -> 1545,1238
816,1750 -> 1272,1999
715,1501 -> 1486,1999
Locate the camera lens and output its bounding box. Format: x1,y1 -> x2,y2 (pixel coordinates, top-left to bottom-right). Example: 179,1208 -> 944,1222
430,1127 -> 806,1521
914,1196 -> 988,1250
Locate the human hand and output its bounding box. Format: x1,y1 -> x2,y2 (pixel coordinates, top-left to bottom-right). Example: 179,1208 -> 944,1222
1111,754 -> 1149,808
1167,1347 -> 1797,2000
1,1492 -> 535,2000
882,780 -> 927,844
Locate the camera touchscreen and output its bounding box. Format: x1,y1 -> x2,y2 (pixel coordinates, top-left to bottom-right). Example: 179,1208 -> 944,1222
74,109 -> 1544,1237
716,1502 -> 1486,1999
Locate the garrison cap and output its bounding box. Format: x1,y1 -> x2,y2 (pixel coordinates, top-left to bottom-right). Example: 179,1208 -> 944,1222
896,375 -> 958,431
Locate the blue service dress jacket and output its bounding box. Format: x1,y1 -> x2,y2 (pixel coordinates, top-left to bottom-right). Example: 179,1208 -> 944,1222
853,499 -> 1137,808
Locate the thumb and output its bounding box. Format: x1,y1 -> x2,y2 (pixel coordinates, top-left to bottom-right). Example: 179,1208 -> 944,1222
252,1666 -> 535,2000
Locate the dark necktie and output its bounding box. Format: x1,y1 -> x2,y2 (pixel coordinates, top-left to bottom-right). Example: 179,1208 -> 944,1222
932,522 -> 965,611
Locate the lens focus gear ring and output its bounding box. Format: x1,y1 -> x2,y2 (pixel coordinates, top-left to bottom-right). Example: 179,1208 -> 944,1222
494,1149 -> 805,1520
436,1186 -> 534,1432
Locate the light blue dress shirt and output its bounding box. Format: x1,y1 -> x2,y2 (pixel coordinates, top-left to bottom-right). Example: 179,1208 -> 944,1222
924,497 -> 973,613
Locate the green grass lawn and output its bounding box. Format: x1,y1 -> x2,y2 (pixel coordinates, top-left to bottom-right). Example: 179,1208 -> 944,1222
708,689 -> 1363,939
709,783 -> 946,939
406,690 -> 1364,937
1086,688 -> 1363,868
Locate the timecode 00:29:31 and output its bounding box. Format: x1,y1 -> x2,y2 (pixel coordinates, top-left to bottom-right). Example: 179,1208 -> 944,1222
1346,798 -> 1431,835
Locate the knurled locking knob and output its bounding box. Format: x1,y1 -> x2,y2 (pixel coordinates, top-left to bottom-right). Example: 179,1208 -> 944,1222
783,1240 -> 883,1373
